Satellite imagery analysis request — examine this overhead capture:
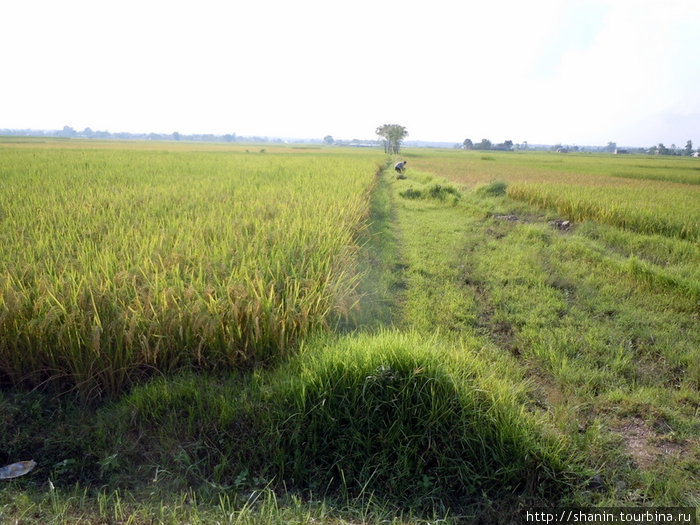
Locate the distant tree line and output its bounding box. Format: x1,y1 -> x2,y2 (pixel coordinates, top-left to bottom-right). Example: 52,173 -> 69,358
648,140 -> 697,156
462,138 -> 514,151
460,137 -> 699,156
3,126 -> 698,156
0,126 -> 241,143
0,126 -> 389,147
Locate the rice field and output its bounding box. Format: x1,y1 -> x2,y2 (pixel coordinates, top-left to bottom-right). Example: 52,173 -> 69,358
507,180 -> 699,240
1,141 -> 698,522
408,151 -> 700,238
0,142 -> 382,397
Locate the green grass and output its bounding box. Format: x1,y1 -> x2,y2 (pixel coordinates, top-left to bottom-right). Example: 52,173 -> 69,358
1,332 -> 585,521
388,164 -> 698,507
474,180 -> 507,197
339,159 -> 404,331
275,332 -> 582,510
0,484 -> 433,524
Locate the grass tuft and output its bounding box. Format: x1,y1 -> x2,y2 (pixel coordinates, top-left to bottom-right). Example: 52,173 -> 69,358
275,332 -> 582,511
475,180 -> 508,197
399,184 -> 461,202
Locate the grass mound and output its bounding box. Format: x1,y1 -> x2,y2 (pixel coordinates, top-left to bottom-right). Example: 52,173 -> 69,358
277,332 -> 580,510
475,180 -> 508,197
82,332 -> 582,512
399,183 -> 461,202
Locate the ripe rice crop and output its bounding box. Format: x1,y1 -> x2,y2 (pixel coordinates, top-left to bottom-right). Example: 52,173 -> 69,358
407,150 -> 700,240
0,145 -> 381,397
506,181 -> 699,240
409,150 -> 700,186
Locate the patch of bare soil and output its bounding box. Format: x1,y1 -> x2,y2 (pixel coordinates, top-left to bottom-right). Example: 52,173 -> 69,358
470,280 -> 519,357
615,417 -> 685,468
488,213 -> 544,224
527,371 -> 566,411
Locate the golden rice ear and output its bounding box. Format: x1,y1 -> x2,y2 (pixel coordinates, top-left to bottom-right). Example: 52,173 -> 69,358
0,460 -> 37,480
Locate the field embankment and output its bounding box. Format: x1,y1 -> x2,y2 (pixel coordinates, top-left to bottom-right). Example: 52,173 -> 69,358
394,153 -> 698,508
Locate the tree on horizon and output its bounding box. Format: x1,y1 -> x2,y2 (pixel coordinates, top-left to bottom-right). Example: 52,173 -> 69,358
376,124 -> 408,154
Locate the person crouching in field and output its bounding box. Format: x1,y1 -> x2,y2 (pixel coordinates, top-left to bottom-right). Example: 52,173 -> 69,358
394,160 -> 407,179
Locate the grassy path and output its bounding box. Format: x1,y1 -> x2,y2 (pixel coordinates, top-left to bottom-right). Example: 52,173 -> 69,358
381,164 -> 699,508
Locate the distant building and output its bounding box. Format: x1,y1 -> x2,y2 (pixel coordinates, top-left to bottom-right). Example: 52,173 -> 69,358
614,148 -> 628,154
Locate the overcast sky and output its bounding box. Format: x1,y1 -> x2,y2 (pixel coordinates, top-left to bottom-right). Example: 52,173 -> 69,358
2,0 -> 698,146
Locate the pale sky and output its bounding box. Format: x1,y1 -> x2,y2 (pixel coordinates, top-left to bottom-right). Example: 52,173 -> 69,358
2,0 -> 698,147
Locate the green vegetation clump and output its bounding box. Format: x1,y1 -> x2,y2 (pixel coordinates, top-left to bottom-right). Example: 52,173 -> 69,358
398,187 -> 423,199
275,332 -> 580,509
475,180 -> 508,197
399,183 -> 460,202
88,332 -> 581,512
